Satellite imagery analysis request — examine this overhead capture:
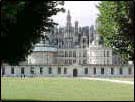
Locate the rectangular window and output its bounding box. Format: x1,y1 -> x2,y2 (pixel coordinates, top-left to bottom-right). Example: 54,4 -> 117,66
111,68 -> 114,75
83,51 -> 87,57
40,67 -> 43,74
21,67 -> 25,74
65,51 -> 68,57
107,51 -> 109,57
11,67 -> 14,74
101,68 -> 104,74
58,67 -> 61,74
119,68 -> 123,75
94,68 -> 96,75
73,60 -> 76,63
73,51 -> 76,57
69,60 -> 72,64
30,67 -> 34,74
48,67 -> 52,74
64,68 -> 67,74
85,68 -> 88,74
128,67 -> 132,75
69,51 -> 72,57
83,60 -> 87,64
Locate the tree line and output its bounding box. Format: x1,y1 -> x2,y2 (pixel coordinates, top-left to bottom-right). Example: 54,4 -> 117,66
1,1 -> 64,66
96,1 -> 134,64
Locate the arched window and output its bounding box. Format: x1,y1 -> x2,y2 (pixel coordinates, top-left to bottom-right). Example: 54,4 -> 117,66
85,68 -> 88,74
119,68 -> 123,75
111,68 -> 114,75
94,68 -> 96,75
21,67 -> 25,74
101,68 -> 104,74
11,67 -> 14,74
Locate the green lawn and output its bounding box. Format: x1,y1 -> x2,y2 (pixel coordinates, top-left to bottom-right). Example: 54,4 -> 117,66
1,77 -> 134,101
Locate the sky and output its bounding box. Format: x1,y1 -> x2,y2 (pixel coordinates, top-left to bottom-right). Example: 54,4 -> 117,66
52,1 -> 100,27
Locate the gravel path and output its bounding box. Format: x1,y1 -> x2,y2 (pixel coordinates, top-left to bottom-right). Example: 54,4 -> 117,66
79,77 -> 134,85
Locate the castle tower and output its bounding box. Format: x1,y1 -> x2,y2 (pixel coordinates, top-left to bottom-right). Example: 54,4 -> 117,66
65,10 -> 72,38
80,32 -> 88,48
64,10 -> 73,48
74,21 -> 79,44
89,25 -> 94,45
66,10 -> 72,29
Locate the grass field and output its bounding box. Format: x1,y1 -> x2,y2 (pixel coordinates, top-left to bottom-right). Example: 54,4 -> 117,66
1,77 -> 134,101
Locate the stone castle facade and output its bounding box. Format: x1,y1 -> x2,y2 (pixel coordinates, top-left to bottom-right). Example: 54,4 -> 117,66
28,10 -> 116,65
1,10 -> 134,77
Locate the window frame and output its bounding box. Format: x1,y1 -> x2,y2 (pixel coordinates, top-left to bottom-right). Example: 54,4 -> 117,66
30,67 -> 34,74
58,67 -> 61,74
40,67 -> 43,74
11,67 -> 14,74
84,68 -> 88,74
111,68 -> 114,75
21,67 -> 25,74
64,68 -> 67,74
119,68 -> 123,75
101,68 -> 104,74
94,68 -> 96,75
48,67 -> 52,74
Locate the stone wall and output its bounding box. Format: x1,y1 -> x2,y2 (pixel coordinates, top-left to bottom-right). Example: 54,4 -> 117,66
1,64 -> 134,77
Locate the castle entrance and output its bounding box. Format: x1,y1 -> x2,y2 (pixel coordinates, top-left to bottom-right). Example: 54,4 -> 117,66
73,69 -> 78,77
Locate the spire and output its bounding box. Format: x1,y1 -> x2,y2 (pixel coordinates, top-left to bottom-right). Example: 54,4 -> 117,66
66,9 -> 71,27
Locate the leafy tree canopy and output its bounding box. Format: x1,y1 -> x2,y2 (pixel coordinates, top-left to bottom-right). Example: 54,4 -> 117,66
1,1 -> 65,65
96,1 -> 134,63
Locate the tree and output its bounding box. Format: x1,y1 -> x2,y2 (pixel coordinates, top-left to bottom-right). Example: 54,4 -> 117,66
1,1 -> 65,66
96,1 -> 134,64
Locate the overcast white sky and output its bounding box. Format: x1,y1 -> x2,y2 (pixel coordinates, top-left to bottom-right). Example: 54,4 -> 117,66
52,1 -> 100,27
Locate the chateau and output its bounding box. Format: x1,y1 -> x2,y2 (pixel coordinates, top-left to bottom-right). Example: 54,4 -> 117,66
1,10 -> 134,77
